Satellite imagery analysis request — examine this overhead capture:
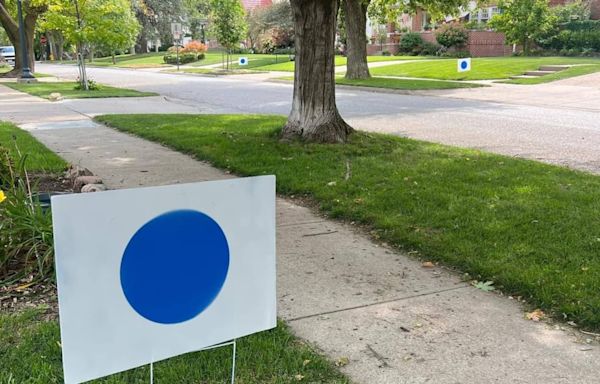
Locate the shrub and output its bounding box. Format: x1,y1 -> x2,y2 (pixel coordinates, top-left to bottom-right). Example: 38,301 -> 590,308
440,50 -> 472,58
436,23 -> 469,49
163,52 -> 201,65
399,32 -> 424,55
420,41 -> 441,56
0,146 -> 55,284
74,79 -> 99,91
181,40 -> 208,54
538,20 -> 600,53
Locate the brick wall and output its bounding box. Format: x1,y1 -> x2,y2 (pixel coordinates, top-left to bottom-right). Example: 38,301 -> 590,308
592,0 -> 600,20
467,31 -> 512,57
367,43 -> 400,55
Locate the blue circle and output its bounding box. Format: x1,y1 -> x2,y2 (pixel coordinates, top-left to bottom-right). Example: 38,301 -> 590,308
461,60 -> 468,69
120,210 -> 229,324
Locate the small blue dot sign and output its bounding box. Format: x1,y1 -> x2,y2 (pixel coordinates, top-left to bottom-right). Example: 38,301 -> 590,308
461,60 -> 468,70
120,210 -> 229,324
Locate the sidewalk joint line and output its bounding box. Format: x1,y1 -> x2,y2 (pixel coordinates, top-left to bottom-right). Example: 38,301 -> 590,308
277,220 -> 328,228
286,285 -> 470,323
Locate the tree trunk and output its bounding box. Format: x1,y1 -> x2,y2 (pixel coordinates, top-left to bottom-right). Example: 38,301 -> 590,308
282,0 -> 353,143
49,31 -> 65,61
0,2 -> 38,76
344,0 -> 370,80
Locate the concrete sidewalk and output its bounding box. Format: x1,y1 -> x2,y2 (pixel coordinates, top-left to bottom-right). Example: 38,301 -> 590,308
1,85 -> 599,383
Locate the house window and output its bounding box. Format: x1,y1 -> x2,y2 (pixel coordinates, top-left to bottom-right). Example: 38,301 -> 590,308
422,11 -> 432,30
480,8 -> 490,21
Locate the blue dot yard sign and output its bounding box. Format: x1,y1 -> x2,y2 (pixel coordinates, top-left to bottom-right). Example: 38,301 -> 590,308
238,57 -> 248,66
52,176 -> 276,384
458,58 -> 472,73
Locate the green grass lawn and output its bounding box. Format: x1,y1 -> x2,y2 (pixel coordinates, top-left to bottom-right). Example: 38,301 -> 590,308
97,114 -> 600,331
249,55 -> 431,72
4,82 -> 157,99
170,68 -> 265,76
371,56 -> 600,81
0,309 -> 349,383
55,52 -> 430,72
75,52 -> 169,68
336,76 -> 485,90
0,121 -> 67,172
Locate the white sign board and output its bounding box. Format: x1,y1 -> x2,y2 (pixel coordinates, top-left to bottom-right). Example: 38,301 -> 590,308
52,176 -> 277,384
171,22 -> 182,40
458,58 -> 472,72
238,57 -> 249,66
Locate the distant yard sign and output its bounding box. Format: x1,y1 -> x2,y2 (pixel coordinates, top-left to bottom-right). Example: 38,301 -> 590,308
52,176 -> 277,384
238,57 -> 249,66
171,22 -> 182,41
458,58 -> 472,72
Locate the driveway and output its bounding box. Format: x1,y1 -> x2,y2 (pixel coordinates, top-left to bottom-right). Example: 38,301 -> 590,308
421,71 -> 600,111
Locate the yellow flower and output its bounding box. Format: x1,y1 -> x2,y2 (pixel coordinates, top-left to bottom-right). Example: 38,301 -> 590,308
0,190 -> 6,203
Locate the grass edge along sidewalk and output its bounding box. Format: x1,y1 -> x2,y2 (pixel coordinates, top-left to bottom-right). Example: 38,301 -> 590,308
0,121 -> 349,384
97,113 -> 600,332
3,81 -> 157,100
0,310 -> 350,383
0,120 -> 67,172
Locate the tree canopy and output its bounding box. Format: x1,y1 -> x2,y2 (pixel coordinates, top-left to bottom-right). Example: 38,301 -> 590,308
488,0 -> 556,55
209,0 -> 246,51
41,0 -> 139,56
368,0 -> 473,24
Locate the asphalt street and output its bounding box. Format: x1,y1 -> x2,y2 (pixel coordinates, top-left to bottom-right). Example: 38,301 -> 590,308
38,63 -> 600,174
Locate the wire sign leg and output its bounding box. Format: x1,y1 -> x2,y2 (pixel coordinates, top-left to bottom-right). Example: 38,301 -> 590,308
231,339 -> 237,384
148,340 -> 236,384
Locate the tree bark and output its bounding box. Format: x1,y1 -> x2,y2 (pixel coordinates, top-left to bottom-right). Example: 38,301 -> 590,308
0,1 -> 41,76
344,0 -> 370,80
282,0 -> 353,143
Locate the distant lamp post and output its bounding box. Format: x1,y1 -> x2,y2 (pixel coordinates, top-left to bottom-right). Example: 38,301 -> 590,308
16,0 -> 35,79
199,20 -> 208,44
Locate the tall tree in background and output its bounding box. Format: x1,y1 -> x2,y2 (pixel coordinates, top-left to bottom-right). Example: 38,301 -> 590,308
42,0 -> 139,64
132,0 -> 183,53
210,0 -> 246,69
0,0 -> 48,76
343,0 -> 472,80
344,0 -> 370,79
281,0 -> 353,143
246,0 -> 293,52
183,0 -> 210,41
488,0 -> 555,55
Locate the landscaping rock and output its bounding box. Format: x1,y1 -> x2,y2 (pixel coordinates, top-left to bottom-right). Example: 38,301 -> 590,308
81,184 -> 107,193
48,92 -> 63,102
65,165 -> 94,181
74,176 -> 103,192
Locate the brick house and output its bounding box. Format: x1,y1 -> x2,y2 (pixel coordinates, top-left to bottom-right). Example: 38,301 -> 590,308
368,0 -> 600,56
241,0 -> 272,11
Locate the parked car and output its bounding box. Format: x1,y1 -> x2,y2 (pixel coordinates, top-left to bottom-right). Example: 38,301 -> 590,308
0,46 -> 15,66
